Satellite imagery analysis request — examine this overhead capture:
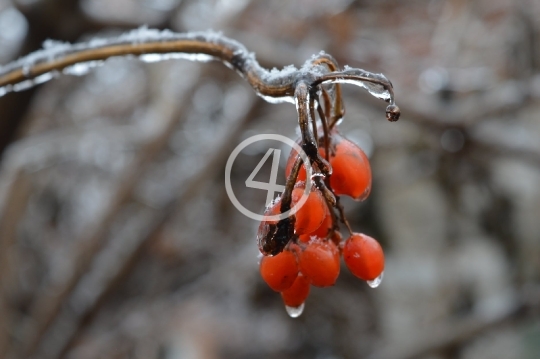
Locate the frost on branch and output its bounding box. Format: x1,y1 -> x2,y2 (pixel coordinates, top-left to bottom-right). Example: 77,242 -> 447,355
0,26 -> 400,118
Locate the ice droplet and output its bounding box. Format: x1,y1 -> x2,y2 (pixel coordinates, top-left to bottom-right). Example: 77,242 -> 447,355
22,64 -> 31,77
258,93 -> 295,104
321,78 -> 391,102
367,271 -> 384,288
63,61 -> 103,76
285,303 -> 304,318
334,117 -> 344,126
320,67 -> 395,104
354,185 -> 371,202
139,52 -> 214,63
13,72 -> 56,92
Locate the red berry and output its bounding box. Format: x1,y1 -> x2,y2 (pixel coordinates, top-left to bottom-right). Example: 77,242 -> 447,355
328,133 -> 371,201
281,273 -> 310,307
257,198 -> 294,256
261,199 -> 281,222
285,132 -> 372,201
298,238 -> 340,287
343,233 -> 384,281
285,147 -> 308,182
285,146 -> 326,182
260,250 -> 299,292
299,205 -> 332,242
291,184 -> 326,235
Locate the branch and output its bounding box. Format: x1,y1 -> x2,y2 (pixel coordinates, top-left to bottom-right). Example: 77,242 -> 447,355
0,27 -> 399,120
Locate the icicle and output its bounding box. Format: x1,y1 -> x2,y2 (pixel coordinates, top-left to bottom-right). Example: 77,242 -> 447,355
285,303 -> 304,318
367,271 -> 384,288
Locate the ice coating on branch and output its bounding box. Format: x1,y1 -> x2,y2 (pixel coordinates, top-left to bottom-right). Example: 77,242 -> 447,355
0,27 -> 239,75
263,64 -> 298,82
62,61 -> 104,76
300,51 -> 332,76
0,26 -> 296,102
257,93 -> 295,104
0,72 -> 58,96
0,27 -> 249,97
254,64 -> 298,104
320,65 -> 394,103
42,39 -> 72,52
252,51 -> 335,103
0,26 -> 399,111
139,53 -> 214,63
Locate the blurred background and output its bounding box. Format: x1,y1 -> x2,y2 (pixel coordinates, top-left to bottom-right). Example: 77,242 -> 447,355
0,0 -> 539,358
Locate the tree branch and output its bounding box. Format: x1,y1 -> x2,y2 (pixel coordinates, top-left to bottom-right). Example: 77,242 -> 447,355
0,28 -> 399,121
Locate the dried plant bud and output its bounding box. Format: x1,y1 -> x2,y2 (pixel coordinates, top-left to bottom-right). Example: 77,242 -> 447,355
386,104 -> 401,122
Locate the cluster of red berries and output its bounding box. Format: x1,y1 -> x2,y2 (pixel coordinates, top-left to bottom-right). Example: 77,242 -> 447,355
257,130 -> 385,317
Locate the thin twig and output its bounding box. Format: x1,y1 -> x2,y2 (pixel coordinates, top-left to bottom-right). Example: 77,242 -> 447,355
310,54 -> 345,126
335,196 -> 354,236
281,157 -> 303,214
321,89 -> 333,126
316,98 -> 331,161
295,82 -> 330,176
0,29 -> 399,127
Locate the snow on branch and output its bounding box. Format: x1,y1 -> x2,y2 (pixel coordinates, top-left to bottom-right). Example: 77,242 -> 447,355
0,26 -> 400,120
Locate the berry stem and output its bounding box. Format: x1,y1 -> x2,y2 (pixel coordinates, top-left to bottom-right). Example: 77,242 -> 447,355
335,196 -> 354,236
315,99 -> 331,162
313,176 -> 336,207
295,82 -> 331,176
328,206 -> 341,240
312,73 -> 394,102
313,176 -> 341,240
331,82 -> 345,129
310,55 -> 345,129
321,89 -> 332,124
310,101 -> 319,145
281,156 -> 303,213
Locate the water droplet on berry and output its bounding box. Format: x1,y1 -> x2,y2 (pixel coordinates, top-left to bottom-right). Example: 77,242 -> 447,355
367,271 -> 384,288
285,303 -> 305,318
256,252 -> 263,265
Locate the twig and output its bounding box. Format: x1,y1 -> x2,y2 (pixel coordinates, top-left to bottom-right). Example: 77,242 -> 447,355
295,82 -> 330,176
0,29 -> 402,355
0,28 -> 399,120
316,99 -> 331,161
